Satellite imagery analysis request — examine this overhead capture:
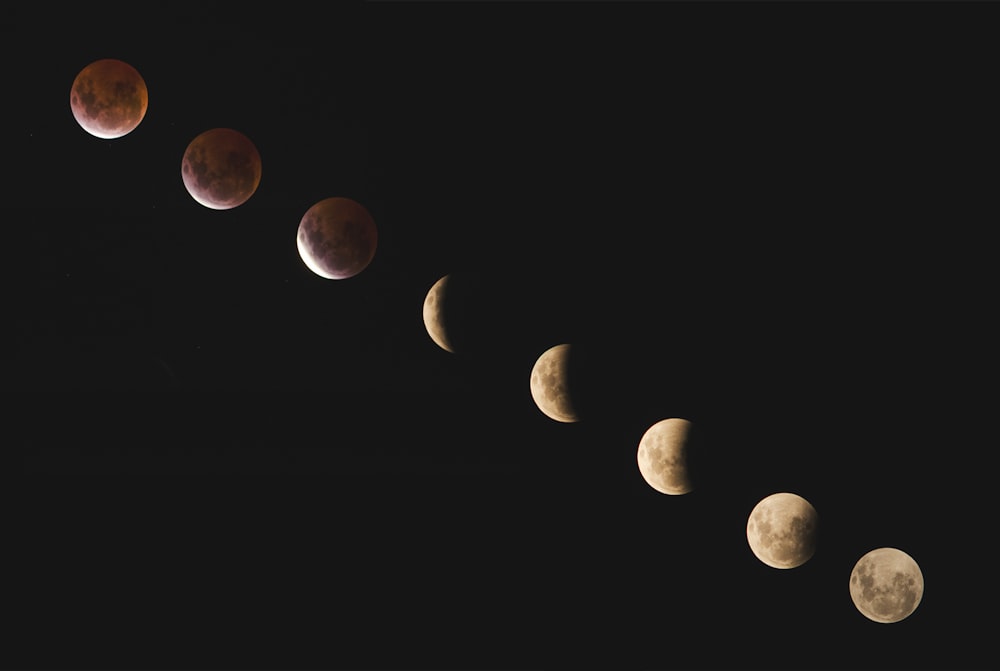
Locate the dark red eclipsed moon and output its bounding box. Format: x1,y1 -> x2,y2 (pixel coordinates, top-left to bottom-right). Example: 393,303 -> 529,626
181,128 -> 262,210
296,197 -> 378,280
70,58 -> 148,139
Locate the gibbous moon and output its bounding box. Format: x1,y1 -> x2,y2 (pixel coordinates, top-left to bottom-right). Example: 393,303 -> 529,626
529,343 -> 579,423
296,197 -> 378,280
70,59 -> 148,139
746,492 -> 819,569
636,418 -> 694,495
849,547 -> 924,623
181,128 -> 262,210
423,274 -> 455,353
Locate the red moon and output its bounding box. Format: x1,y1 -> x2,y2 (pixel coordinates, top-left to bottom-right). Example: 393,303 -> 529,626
181,128 -> 262,210
69,59 -> 148,139
296,197 -> 378,280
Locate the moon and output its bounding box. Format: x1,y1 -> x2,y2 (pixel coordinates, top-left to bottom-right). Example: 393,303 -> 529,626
746,492 -> 819,569
296,197 -> 378,280
636,418 -> 694,495
529,343 -> 580,423
423,274 -> 455,353
70,59 -> 148,139
181,128 -> 262,210
849,547 -> 924,623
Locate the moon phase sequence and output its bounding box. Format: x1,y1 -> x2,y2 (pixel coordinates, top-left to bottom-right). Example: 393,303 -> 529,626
849,547 -> 924,623
636,418 -> 694,495
529,343 -> 579,423
746,492 -> 819,569
70,59 -> 148,139
181,128 -> 262,210
297,197 -> 378,280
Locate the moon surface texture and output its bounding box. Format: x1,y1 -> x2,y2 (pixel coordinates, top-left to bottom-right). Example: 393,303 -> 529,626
529,343 -> 580,423
70,58 -> 148,139
181,128 -> 262,210
636,418 -> 694,495
849,547 -> 924,623
297,197 -> 378,280
423,274 -> 456,353
746,492 -> 819,569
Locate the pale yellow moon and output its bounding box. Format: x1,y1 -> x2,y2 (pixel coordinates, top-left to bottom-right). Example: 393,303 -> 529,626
529,343 -> 579,423
69,58 -> 148,139
849,547 -> 924,623
746,492 -> 819,569
423,274 -> 454,353
636,418 -> 694,495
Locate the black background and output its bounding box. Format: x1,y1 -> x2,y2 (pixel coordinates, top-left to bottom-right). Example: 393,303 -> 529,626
0,2 -> 993,670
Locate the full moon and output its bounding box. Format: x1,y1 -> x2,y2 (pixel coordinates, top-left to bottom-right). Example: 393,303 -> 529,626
849,547 -> 924,623
70,59 -> 148,139
296,197 -> 378,280
529,343 -> 579,423
636,418 -> 694,495
746,492 -> 819,569
181,128 -> 262,210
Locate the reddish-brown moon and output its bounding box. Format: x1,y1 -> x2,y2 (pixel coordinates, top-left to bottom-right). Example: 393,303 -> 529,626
69,59 -> 148,139
181,128 -> 262,210
296,197 -> 378,279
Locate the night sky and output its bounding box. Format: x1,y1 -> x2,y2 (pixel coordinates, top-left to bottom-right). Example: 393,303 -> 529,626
0,2 -> 993,670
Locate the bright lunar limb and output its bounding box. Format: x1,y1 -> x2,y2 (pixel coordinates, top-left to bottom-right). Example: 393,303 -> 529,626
746,492 -> 819,569
423,274 -> 454,353
181,128 -> 262,210
529,343 -> 579,423
849,547 -> 924,623
636,418 -> 694,495
70,58 -> 148,139
296,197 -> 378,280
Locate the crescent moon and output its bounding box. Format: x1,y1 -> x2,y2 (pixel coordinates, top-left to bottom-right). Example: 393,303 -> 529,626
423,274 -> 455,353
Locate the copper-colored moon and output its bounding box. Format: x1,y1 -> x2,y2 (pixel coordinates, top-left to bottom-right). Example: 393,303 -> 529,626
849,547 -> 924,623
69,59 -> 148,139
181,128 -> 262,210
529,343 -> 579,423
746,492 -> 819,569
296,197 -> 378,280
636,418 -> 694,495
423,274 -> 455,353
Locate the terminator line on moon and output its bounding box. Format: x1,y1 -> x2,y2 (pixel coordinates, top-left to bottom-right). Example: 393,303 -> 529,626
636,417 -> 695,495
746,492 -> 819,569
69,58 -> 148,139
181,127 -> 262,210
529,343 -> 579,423
297,197 -> 378,280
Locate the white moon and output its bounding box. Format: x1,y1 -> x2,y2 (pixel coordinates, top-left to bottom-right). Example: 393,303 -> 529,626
849,547 -> 924,623
529,343 -> 579,423
636,418 -> 694,495
746,492 -> 819,569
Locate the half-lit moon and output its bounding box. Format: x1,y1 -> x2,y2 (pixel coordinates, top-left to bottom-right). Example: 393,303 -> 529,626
181,128 -> 262,210
296,197 -> 378,280
70,58 -> 148,139
746,492 -> 819,569
636,418 -> 694,495
849,547 -> 924,623
529,343 -> 579,423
